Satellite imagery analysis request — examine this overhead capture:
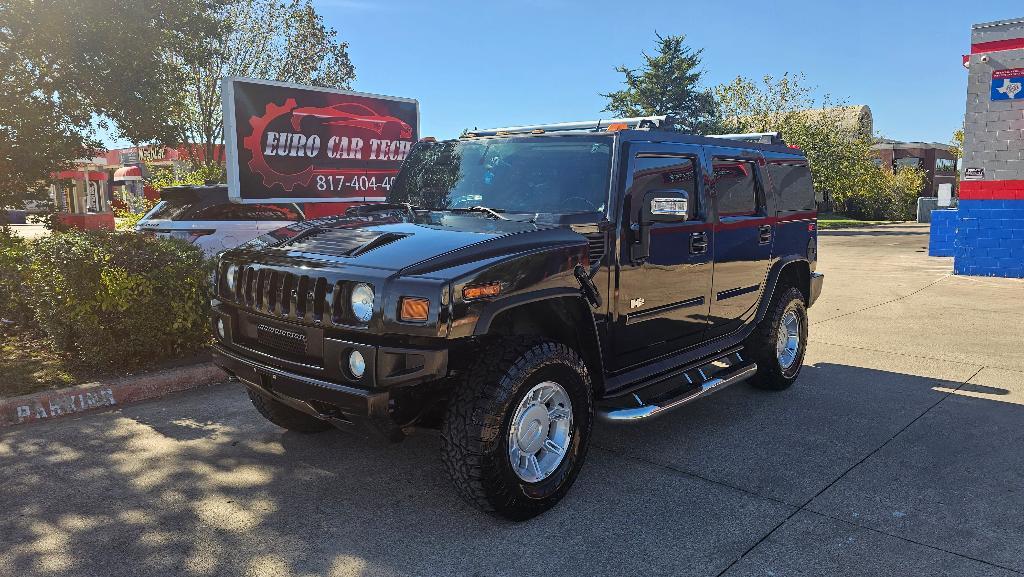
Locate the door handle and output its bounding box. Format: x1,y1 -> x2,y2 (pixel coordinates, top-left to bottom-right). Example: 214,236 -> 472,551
690,231 -> 708,254
758,225 -> 772,245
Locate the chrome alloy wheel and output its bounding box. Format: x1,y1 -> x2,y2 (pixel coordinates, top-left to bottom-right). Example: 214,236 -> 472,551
507,381 -> 573,483
776,310 -> 801,370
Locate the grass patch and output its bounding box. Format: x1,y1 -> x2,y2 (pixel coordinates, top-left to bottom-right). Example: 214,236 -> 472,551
818,213 -> 904,229
0,330 -> 88,399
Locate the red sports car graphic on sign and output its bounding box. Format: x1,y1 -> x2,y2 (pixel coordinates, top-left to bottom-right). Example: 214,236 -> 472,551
290,102 -> 413,139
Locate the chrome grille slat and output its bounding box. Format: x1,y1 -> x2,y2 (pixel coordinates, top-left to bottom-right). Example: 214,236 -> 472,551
259,269 -> 271,311
323,282 -> 335,326
288,273 -> 300,320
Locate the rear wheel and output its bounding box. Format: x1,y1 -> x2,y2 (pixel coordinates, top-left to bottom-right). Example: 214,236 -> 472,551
247,388 -> 332,433
745,286 -> 808,391
440,338 -> 593,521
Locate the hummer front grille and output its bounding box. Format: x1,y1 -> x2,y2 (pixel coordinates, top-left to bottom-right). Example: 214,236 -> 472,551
226,265 -> 361,326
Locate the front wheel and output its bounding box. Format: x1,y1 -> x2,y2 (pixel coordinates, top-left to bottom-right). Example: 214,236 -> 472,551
745,286 -> 808,390
440,338 -> 593,521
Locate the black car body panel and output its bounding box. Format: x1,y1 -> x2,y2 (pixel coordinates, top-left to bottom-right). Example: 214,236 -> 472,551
211,127 -> 822,437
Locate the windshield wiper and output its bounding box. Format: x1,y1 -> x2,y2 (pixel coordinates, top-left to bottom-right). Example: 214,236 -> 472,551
449,206 -> 509,220
346,202 -> 425,218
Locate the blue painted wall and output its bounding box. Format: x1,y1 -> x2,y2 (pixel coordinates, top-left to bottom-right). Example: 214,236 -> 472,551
928,209 -> 958,257
952,200 -> 1024,278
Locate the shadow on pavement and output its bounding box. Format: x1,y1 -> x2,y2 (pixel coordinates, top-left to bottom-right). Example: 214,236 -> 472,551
1,358 -> 1021,576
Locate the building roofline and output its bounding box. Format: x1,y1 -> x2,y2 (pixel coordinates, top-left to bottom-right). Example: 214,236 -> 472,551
972,18 -> 1024,30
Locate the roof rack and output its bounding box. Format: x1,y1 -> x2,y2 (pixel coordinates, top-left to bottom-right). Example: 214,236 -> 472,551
465,115 -> 680,137
706,132 -> 787,145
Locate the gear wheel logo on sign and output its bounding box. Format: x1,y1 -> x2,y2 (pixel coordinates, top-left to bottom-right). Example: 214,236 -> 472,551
241,99 -> 315,192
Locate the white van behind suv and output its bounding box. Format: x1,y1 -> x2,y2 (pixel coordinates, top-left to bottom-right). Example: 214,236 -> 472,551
136,185 -> 304,257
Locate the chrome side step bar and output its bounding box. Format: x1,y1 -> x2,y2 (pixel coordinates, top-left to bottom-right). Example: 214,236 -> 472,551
598,352 -> 758,422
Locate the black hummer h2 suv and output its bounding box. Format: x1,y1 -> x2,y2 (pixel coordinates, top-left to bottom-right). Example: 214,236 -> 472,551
211,117 -> 824,520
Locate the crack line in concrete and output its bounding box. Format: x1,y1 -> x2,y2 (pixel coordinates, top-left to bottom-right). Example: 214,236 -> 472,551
798,508 -> 1024,575
707,365 -> 1009,577
810,274 -> 950,326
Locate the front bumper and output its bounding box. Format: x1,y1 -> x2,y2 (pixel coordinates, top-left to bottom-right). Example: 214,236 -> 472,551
808,272 -> 824,307
213,344 -> 396,435
212,335 -> 448,440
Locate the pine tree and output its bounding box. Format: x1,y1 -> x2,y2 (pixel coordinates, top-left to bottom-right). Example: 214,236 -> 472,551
602,33 -> 719,134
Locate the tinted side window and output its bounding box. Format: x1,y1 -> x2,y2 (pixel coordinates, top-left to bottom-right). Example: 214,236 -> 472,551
767,162 -> 815,212
712,159 -> 758,216
631,155 -> 700,220
191,204 -> 301,221
146,201 -> 194,220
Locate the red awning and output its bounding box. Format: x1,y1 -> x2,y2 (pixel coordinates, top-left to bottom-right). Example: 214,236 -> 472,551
113,165 -> 142,181
53,170 -> 106,181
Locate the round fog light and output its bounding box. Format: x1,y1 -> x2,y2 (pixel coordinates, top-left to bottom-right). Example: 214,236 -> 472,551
216,318 -> 226,339
347,350 -> 366,379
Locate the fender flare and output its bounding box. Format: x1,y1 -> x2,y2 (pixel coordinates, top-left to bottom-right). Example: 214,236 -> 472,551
754,256 -> 811,325
472,287 -> 608,394
472,287 -> 589,336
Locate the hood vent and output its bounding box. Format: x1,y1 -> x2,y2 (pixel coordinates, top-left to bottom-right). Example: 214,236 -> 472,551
583,232 -> 606,266
282,229 -> 407,258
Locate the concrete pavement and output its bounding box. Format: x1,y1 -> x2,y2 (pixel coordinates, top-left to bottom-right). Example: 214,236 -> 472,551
2,223 -> 1023,577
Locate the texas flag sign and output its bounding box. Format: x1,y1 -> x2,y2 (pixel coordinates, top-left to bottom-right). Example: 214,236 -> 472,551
991,68 -> 1024,100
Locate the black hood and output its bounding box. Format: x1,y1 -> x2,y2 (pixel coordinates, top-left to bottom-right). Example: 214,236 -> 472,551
239,213 -> 585,275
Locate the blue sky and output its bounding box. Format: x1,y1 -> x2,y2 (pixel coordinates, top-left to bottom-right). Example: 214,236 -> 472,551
311,0 -> 1022,145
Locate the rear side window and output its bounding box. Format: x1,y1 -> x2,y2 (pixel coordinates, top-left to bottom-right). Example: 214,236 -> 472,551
145,201 -> 195,221
190,204 -> 302,221
712,159 -> 759,216
767,162 -> 815,212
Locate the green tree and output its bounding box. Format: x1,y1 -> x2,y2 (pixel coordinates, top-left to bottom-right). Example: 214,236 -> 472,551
168,0 -> 356,168
716,73 -> 888,215
0,0 -> 221,223
950,128 -> 964,160
601,33 -> 719,134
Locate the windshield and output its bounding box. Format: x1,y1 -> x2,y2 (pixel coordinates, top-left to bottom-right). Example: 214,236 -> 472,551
387,136 -> 612,214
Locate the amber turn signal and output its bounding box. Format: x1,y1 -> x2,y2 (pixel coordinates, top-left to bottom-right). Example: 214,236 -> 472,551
399,297 -> 430,321
462,282 -> 501,300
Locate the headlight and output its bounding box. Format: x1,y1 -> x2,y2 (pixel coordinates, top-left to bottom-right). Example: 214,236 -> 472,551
225,264 -> 238,292
347,350 -> 366,379
216,318 -> 226,339
350,283 -> 374,322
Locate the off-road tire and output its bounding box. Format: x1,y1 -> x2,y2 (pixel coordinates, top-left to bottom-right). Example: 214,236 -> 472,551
247,388 -> 332,433
440,337 -> 593,521
745,286 -> 808,391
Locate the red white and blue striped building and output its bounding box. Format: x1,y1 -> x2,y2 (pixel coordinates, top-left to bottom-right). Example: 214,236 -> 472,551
931,18 -> 1024,278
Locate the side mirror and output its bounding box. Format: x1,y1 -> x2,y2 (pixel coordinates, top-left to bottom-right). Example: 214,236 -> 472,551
630,190 -> 691,263
643,190 -> 690,222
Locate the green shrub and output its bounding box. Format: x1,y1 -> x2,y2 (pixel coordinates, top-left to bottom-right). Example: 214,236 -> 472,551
844,166 -> 925,221
0,229 -> 32,326
25,230 -> 213,372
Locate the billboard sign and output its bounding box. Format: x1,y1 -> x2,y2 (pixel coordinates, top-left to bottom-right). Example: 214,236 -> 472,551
223,77 -> 419,203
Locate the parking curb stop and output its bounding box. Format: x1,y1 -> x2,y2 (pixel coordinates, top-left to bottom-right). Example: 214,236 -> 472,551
0,362 -> 227,428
